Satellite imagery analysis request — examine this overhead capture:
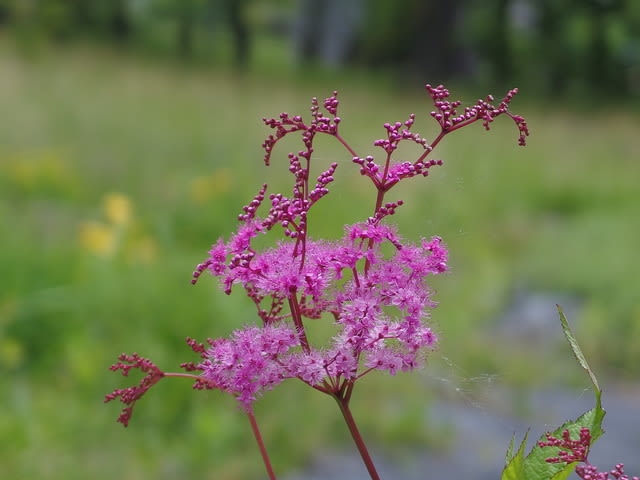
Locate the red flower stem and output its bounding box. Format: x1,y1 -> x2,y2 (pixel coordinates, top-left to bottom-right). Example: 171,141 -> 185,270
164,372 -> 203,380
415,129 -> 446,165
247,410 -> 277,480
334,395 -> 380,480
334,133 -> 359,158
288,290 -> 310,353
373,188 -> 386,215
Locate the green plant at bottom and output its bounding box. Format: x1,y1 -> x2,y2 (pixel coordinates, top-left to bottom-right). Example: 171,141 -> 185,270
502,306 -> 637,480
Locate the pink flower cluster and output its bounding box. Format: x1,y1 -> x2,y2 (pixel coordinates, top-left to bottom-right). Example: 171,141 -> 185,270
539,427 -> 592,464
426,84 -> 529,146
540,428 -> 638,480
187,85 -> 527,413
200,325 -> 300,410
576,463 -> 639,480
193,217 -> 447,411
108,83 -> 527,425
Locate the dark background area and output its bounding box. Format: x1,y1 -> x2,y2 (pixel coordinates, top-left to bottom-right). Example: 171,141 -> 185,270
2,0 -> 639,98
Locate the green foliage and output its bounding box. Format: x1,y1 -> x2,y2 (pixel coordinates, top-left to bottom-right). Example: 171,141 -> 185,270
557,306 -> 600,395
501,307 -> 606,480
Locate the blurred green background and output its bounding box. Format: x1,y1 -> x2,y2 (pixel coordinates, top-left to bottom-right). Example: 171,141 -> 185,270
1,1 -> 639,479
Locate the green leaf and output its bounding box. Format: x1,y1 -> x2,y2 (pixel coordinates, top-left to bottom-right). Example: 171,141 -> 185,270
556,304 -> 605,437
501,431 -> 529,480
549,463 -> 578,480
505,433 -> 516,464
557,305 -> 600,398
522,406 -> 605,480
500,306 -> 606,480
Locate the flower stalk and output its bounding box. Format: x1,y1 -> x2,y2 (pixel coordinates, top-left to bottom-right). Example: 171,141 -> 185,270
248,410 -> 277,480
334,391 -> 380,480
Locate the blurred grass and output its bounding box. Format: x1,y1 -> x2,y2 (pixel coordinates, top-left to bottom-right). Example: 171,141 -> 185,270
1,38 -> 639,479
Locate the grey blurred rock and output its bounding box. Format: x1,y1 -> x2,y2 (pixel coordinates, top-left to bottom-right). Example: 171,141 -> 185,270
497,290 -> 583,345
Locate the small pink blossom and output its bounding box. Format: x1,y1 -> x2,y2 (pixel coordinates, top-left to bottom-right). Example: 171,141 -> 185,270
199,324 -> 299,411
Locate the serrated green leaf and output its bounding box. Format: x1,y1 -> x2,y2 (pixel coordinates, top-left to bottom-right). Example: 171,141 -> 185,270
505,433 -> 516,464
501,431 -> 529,480
522,406 -> 605,480
501,306 -> 607,480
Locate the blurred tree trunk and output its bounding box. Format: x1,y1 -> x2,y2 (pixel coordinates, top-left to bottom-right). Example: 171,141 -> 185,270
292,0 -> 363,67
587,6 -> 608,90
0,2 -> 9,26
408,0 -> 464,80
538,0 -> 569,95
68,0 -> 91,30
584,0 -> 625,93
292,0 -> 323,61
177,4 -> 196,58
224,0 -> 250,69
354,0 -> 465,81
488,0 -> 511,85
109,0 -> 131,43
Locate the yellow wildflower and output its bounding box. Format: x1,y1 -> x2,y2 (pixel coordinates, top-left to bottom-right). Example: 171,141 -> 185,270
103,192 -> 132,226
79,221 -> 116,256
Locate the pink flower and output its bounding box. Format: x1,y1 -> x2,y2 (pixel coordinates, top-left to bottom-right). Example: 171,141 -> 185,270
186,83 -> 523,408
199,324 -> 299,411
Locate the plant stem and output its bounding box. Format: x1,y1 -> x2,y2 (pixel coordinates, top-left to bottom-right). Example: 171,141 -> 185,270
334,133 -> 358,158
247,410 -> 277,480
334,394 -> 380,480
288,290 -> 311,353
